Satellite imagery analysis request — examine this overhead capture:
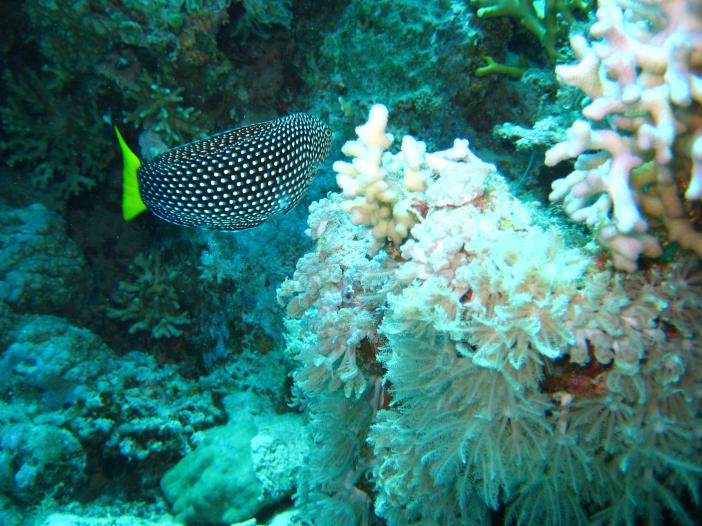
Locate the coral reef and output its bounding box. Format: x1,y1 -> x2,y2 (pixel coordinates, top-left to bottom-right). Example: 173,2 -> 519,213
545,0 -> 702,271
0,315 -> 225,499
107,252 -> 190,339
470,0 -> 593,59
2,1 -> 701,524
0,202 -> 89,316
279,105 -> 702,524
0,70 -> 112,199
160,391 -> 307,524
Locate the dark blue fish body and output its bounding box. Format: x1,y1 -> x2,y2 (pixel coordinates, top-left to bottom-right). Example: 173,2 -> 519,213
115,113 -> 332,230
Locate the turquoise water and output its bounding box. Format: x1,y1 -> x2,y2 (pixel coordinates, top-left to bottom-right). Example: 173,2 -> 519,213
1,1 -> 700,525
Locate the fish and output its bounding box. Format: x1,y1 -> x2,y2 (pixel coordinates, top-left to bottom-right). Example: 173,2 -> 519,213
114,113 -> 332,230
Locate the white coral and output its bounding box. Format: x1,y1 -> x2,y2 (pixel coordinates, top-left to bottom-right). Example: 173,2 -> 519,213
545,0 -> 702,271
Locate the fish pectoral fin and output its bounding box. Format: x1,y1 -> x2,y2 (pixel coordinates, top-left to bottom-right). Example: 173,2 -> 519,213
114,126 -> 147,221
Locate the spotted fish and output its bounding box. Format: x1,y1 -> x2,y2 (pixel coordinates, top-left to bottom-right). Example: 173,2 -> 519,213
115,113 -> 332,230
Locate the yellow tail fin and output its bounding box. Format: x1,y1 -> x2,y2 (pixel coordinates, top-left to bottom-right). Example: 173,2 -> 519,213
114,126 -> 147,221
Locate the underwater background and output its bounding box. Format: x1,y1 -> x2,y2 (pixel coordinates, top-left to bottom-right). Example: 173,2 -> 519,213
1,0 -> 701,525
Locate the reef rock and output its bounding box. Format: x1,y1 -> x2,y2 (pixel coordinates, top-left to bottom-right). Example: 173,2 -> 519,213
0,202 -> 89,315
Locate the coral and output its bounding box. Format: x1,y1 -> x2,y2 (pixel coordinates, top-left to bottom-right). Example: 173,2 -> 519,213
470,0 -> 592,59
277,203 -> 389,399
160,423 -> 270,524
299,0 -> 486,149
292,389 -> 376,525
474,54 -> 528,79
250,414 -> 309,501
0,316 -> 113,408
121,73 -> 206,145
545,0 -> 702,271
280,105 -> 702,524
107,252 -> 190,339
0,69 -> 113,199
196,222 -> 306,352
0,315 -> 224,489
334,104 -> 489,249
0,202 -> 89,316
333,104 -> 417,246
160,394 -> 308,524
494,115 -> 568,152
0,423 -> 86,504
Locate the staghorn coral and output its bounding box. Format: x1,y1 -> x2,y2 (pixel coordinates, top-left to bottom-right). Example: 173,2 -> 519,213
107,252 -> 190,339
280,105 -> 702,525
545,0 -> 702,271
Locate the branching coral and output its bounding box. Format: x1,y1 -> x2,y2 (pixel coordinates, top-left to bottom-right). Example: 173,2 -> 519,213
107,252 -> 190,339
545,0 -> 702,271
333,104 -> 419,247
470,0 -> 593,59
280,104 -> 702,525
0,69 -> 112,198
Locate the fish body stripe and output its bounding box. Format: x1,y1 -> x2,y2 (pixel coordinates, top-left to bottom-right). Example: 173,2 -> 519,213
136,113 -> 332,231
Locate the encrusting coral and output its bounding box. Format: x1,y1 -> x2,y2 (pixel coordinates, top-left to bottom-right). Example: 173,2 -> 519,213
0,315 -> 225,502
0,202 -> 89,315
279,104 -> 702,525
545,0 -> 702,271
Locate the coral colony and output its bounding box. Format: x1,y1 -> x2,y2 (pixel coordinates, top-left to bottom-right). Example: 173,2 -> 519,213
279,101 -> 702,525
0,1 -> 700,525
545,0 -> 702,272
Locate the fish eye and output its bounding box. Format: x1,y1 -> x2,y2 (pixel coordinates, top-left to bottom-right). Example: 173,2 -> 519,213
325,128 -> 332,137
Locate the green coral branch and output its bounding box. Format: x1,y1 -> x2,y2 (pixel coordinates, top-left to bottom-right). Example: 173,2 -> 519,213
475,54 -> 528,79
471,0 -> 593,59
